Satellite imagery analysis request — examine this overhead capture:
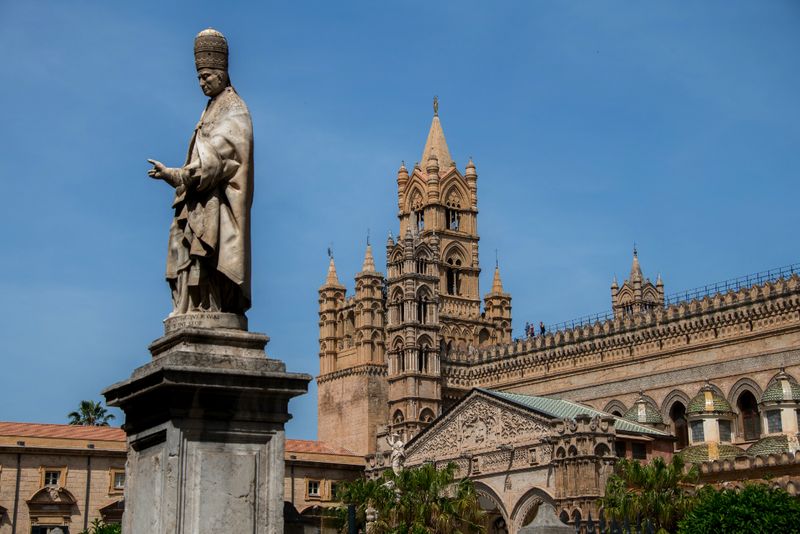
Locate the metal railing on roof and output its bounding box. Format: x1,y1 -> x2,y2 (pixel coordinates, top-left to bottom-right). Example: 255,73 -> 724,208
524,262 -> 800,337
663,262 -> 800,306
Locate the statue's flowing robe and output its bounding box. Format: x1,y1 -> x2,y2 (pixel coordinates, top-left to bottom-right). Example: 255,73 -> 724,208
166,86 -> 253,312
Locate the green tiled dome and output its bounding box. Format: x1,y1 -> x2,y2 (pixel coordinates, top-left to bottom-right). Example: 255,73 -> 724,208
747,435 -> 791,457
760,374 -> 800,403
687,385 -> 733,415
678,443 -> 746,464
623,399 -> 664,425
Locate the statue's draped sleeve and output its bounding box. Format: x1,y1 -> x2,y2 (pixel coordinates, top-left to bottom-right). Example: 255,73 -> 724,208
166,87 -> 253,309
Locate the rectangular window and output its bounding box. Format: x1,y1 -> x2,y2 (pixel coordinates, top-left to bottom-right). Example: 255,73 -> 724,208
631,442 -> 647,460
767,410 -> 783,433
44,470 -> 60,487
614,440 -> 627,458
691,420 -> 705,443
307,480 -> 320,498
330,483 -> 339,501
718,420 -> 732,442
114,472 -> 125,490
529,448 -> 538,465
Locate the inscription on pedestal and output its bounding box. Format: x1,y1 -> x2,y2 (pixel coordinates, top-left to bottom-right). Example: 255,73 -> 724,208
164,312 -> 248,333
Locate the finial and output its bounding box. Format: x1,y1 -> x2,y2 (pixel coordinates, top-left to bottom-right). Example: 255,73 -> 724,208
433,95 -> 439,116
366,228 -> 370,247
495,249 -> 499,269
633,242 -> 638,257
327,245 -> 333,259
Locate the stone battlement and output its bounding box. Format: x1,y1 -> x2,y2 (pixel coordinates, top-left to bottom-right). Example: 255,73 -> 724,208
443,274 -> 800,391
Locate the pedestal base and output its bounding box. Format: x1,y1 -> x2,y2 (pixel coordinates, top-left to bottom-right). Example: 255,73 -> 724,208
103,327 -> 310,534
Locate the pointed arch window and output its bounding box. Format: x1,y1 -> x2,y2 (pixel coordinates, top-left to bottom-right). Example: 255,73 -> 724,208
737,390 -> 761,441
416,257 -> 427,274
445,191 -> 462,231
417,342 -> 430,373
417,295 -> 429,324
446,258 -> 462,296
670,402 -> 689,450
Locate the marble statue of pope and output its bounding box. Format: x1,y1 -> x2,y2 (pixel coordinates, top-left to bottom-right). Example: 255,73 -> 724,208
147,29 -> 252,317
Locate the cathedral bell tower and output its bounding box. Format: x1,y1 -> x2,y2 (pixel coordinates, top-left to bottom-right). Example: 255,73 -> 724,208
385,98 -> 512,439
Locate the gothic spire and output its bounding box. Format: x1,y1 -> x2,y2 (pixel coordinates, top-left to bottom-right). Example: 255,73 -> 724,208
361,244 -> 376,272
491,265 -> 505,293
325,256 -> 341,286
630,246 -> 643,282
420,97 -> 453,172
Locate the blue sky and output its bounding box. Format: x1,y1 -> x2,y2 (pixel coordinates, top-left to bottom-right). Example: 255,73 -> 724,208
0,1 -> 798,440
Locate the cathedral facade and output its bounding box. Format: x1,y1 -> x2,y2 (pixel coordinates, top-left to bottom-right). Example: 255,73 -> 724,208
317,103 -> 800,531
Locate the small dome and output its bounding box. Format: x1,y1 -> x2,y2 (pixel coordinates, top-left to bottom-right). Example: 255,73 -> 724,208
747,435 -> 791,457
760,372 -> 800,403
687,385 -> 733,415
678,443 -> 746,464
623,398 -> 664,425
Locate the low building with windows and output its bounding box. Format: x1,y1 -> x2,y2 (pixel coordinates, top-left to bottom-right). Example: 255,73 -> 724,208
0,422 -> 126,534
0,423 -> 362,534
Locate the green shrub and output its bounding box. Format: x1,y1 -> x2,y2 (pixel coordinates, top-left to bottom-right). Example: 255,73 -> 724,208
79,518 -> 121,534
677,484 -> 800,534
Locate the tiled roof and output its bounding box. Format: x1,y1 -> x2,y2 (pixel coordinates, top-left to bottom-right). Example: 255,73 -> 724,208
761,378 -> 800,403
687,387 -> 733,415
480,389 -> 669,437
678,443 -> 746,463
285,439 -> 358,456
623,400 -> 664,425
0,422 -> 125,441
747,434 -> 790,457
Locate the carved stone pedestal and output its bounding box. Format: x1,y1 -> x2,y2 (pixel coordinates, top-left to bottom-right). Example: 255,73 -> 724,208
103,325 -> 310,534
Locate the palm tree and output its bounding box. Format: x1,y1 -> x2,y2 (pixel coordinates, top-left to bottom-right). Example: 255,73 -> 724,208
600,455 -> 698,533
68,400 -> 115,426
337,462 -> 485,534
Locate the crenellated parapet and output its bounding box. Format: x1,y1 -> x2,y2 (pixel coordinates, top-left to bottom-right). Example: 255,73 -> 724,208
689,451 -> 800,493
442,274 -> 800,391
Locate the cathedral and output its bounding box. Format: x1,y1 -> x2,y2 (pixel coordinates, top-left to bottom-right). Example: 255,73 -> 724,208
317,101 -> 800,531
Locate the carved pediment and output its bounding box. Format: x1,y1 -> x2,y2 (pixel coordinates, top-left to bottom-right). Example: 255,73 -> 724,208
27,486 -> 76,522
28,486 -> 77,506
406,393 -> 552,464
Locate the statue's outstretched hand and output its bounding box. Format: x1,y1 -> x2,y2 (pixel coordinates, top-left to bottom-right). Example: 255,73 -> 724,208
147,159 -> 168,180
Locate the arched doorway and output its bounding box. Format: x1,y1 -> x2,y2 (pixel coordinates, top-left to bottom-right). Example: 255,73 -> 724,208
475,485 -> 507,534
669,402 -> 689,450
737,390 -> 761,441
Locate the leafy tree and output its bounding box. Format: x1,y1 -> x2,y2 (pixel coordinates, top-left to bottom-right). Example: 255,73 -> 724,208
336,462 -> 485,534
600,455 -> 698,533
68,400 -> 115,426
677,484 -> 800,534
79,518 -> 121,534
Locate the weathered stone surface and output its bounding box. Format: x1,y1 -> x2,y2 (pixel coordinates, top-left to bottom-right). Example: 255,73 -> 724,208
104,327 -> 310,534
